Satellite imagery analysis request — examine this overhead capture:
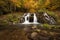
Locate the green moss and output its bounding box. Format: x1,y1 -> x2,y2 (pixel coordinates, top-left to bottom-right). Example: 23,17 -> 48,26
43,24 -> 51,29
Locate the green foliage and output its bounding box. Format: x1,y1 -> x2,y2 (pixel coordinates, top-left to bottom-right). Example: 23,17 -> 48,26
38,0 -> 46,7
0,0 -> 60,25
45,0 -> 60,10
43,24 -> 52,29
38,8 -> 55,17
0,0 -> 12,14
38,0 -> 60,10
43,24 -> 60,29
0,19 -> 8,25
6,14 -> 20,24
0,0 -> 60,14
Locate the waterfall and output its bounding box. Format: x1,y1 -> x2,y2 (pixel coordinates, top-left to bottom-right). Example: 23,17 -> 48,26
33,13 -> 39,24
21,12 -> 56,24
22,13 -> 31,24
22,13 -> 39,24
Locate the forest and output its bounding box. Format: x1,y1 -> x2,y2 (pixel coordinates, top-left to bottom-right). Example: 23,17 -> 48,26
0,0 -> 60,40
0,0 -> 60,25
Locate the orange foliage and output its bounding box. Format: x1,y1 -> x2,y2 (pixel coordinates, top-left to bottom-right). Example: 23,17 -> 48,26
23,0 -> 39,12
24,0 -> 38,9
44,0 -> 51,6
11,0 -> 21,7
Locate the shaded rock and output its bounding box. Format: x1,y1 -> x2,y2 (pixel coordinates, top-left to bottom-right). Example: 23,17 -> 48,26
31,32 -> 38,38
37,12 -> 56,24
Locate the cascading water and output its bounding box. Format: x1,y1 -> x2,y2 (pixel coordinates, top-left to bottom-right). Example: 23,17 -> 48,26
21,12 -> 56,24
22,13 -> 39,24
33,13 -> 39,24
22,13 -> 31,24
43,12 -> 56,24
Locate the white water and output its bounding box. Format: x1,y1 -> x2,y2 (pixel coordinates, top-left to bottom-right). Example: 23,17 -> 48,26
21,12 -> 56,24
43,13 -> 55,24
22,13 -> 31,24
22,13 -> 39,24
33,13 -> 39,24
44,13 -> 50,21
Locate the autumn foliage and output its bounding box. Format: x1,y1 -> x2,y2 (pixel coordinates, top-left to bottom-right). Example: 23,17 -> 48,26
0,0 -> 60,14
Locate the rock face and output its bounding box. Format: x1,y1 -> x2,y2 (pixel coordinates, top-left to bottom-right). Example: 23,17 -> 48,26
37,12 -> 56,24
20,12 -> 56,24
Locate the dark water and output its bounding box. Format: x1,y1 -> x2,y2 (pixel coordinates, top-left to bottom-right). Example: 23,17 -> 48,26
0,24 -> 60,32
0,24 -> 60,40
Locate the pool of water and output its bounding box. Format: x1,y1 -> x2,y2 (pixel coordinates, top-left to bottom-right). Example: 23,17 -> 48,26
0,24 -> 60,40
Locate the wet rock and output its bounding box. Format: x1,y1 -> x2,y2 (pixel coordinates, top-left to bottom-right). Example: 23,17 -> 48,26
20,12 -> 56,24
37,12 -> 56,24
31,32 -> 38,38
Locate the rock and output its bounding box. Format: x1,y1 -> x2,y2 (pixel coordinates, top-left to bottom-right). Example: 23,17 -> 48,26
37,12 -> 56,24
20,17 -> 25,23
31,32 -> 38,38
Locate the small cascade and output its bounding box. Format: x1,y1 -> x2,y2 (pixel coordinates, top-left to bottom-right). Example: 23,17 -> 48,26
21,12 -> 56,24
43,12 -> 56,24
22,13 -> 39,24
33,13 -> 39,24
22,13 -> 31,24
